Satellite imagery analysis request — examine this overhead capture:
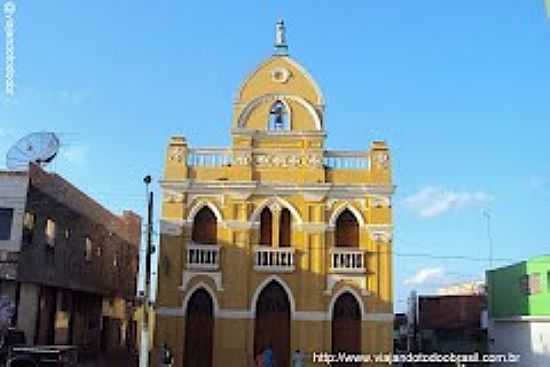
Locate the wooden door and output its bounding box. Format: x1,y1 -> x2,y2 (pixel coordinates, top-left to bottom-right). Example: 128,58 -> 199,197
332,292 -> 361,366
184,289 -> 214,367
36,286 -> 56,345
254,281 -> 290,367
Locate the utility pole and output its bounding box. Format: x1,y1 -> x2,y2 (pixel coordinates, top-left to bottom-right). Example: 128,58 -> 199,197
482,209 -> 493,269
140,175 -> 153,367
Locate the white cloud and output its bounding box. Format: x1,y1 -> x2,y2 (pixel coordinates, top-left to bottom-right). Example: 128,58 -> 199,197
404,267 -> 445,286
403,186 -> 492,218
60,145 -> 88,166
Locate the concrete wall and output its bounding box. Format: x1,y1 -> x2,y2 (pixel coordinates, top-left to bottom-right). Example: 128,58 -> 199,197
16,282 -> 40,344
487,257 -> 550,319
0,172 -> 28,252
18,164 -> 139,298
490,319 -> 550,367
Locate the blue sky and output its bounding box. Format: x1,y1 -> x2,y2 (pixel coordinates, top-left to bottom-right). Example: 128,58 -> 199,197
1,1 -> 549,311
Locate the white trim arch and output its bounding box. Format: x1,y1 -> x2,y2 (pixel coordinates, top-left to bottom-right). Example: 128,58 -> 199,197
250,196 -> 304,225
187,200 -> 224,223
236,94 -> 322,131
182,281 -> 220,317
328,286 -> 366,321
250,275 -> 296,319
328,202 -> 366,228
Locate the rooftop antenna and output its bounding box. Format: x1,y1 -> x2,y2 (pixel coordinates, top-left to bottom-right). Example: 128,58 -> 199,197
482,209 -> 493,269
6,132 -> 60,170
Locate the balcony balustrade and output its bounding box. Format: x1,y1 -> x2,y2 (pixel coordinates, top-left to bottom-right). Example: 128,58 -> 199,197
324,150 -> 370,169
186,243 -> 220,271
254,246 -> 295,273
185,148 -> 370,169
330,248 -> 367,273
187,148 -> 232,167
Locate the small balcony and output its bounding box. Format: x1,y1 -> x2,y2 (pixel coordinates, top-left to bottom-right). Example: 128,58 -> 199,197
186,243 -> 220,271
330,248 -> 367,274
254,246 -> 295,273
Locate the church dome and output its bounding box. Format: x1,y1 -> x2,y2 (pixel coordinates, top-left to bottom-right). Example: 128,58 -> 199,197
232,21 -> 325,132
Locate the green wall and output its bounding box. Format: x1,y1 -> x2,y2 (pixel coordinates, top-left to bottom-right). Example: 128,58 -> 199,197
487,255 -> 550,318
526,256 -> 550,316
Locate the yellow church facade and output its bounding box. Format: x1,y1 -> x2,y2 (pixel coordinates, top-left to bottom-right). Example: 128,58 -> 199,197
155,21 -> 395,367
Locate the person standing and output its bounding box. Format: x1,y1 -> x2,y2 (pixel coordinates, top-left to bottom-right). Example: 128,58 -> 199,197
263,344 -> 275,367
255,349 -> 265,367
292,349 -> 305,367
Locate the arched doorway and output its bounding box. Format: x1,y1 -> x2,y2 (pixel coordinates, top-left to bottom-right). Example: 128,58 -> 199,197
254,281 -> 291,367
332,292 -> 361,366
184,289 -> 214,367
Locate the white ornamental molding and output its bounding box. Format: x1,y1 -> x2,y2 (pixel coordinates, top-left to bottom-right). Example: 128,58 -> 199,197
254,153 -> 323,168
233,152 -> 252,166
293,222 -> 328,233
187,194 -> 225,207
222,220 -> 256,231
373,152 -> 390,170
180,271 -> 224,292
271,67 -> 292,84
325,276 -> 371,298
371,195 -> 391,208
159,219 -> 185,236
169,147 -> 185,162
237,94 -> 322,131
367,226 -> 393,242
268,202 -> 283,214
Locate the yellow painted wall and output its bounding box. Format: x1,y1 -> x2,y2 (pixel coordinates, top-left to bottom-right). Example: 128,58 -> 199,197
155,46 -> 394,367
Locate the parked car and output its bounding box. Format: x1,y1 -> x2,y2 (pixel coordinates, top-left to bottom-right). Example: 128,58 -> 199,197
0,328 -> 26,363
7,345 -> 78,367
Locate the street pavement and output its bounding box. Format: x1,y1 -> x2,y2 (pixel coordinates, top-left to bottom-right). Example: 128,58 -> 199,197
79,352 -> 138,367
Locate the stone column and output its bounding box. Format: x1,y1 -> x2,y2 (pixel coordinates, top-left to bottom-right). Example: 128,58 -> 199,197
269,202 -> 282,248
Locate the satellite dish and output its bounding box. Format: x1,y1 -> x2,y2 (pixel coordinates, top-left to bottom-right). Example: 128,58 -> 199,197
6,132 -> 60,170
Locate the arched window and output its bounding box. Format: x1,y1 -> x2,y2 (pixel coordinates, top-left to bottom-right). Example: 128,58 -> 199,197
192,207 -> 217,244
335,209 -> 359,247
279,208 -> 291,247
260,208 -> 273,246
268,100 -> 289,131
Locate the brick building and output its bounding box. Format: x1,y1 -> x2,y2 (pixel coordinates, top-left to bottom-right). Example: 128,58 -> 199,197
411,295 -> 488,354
0,163 -> 141,357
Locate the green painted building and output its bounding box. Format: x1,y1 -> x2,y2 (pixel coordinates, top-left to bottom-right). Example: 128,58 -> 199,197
487,255 -> 550,318
486,255 -> 550,366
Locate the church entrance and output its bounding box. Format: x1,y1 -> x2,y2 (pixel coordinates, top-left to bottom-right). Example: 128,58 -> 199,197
332,292 -> 361,367
254,281 -> 291,367
184,289 -> 214,367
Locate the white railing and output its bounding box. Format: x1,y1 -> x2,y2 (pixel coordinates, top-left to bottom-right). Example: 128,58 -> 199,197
254,246 -> 295,273
324,150 -> 370,169
330,248 -> 367,273
186,243 -> 220,271
187,148 -> 232,167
